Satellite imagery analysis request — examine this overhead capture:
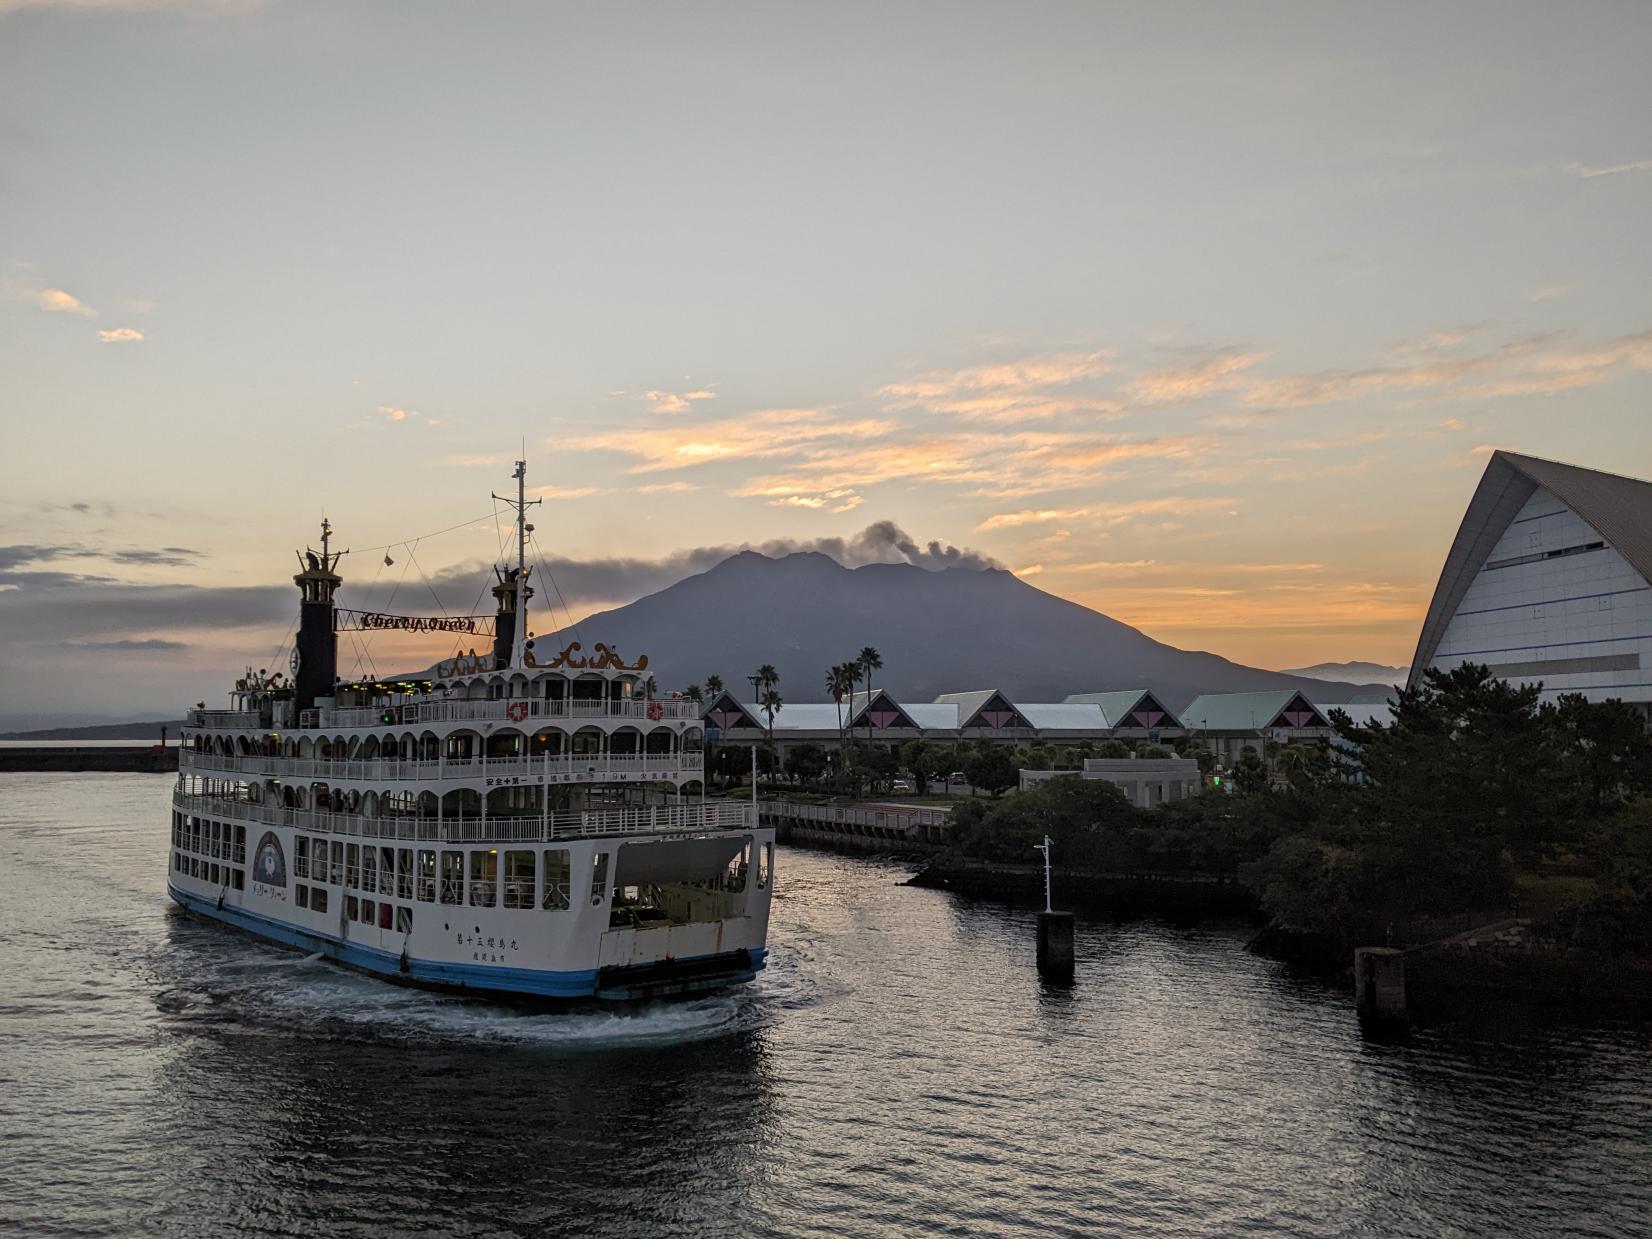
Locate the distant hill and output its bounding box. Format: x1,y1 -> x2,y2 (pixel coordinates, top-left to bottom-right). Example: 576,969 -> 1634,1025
1280,661 -> 1409,688
0,720 -> 184,742
544,551 -> 1387,712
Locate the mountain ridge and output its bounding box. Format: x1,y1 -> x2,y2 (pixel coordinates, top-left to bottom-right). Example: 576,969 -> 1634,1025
543,551 -> 1386,712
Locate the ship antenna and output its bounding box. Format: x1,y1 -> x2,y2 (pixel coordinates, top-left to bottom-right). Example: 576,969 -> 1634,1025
492,459 -> 540,668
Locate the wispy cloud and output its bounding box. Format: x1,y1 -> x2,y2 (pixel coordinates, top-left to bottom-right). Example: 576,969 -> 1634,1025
96,326 -> 143,344
588,409 -> 893,473
377,404 -> 416,421
978,496 -> 1237,531
878,351 -> 1119,423
644,388 -> 718,415
38,287 -> 95,317
1569,158 -> 1652,179
1125,350 -> 1267,404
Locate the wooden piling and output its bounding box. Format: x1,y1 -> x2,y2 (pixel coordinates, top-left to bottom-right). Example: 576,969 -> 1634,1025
1037,911 -> 1075,980
1354,946 -> 1407,1025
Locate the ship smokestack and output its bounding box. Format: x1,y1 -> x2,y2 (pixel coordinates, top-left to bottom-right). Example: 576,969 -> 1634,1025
491,566 -> 534,669
292,520 -> 345,716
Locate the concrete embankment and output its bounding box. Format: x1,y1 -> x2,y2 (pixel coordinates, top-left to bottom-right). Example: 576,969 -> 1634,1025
909,853 -> 1257,916
0,746 -> 178,773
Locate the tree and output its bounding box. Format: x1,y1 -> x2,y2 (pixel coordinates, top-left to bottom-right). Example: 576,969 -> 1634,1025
682,683 -> 703,704
786,742 -> 828,787
849,741 -> 898,794
1232,748 -> 1269,796
827,662 -> 857,765
899,738 -> 942,794
1095,739 -> 1131,759
759,687 -> 783,741
963,744 -> 1019,798
705,674 -> 724,696
858,646 -> 882,740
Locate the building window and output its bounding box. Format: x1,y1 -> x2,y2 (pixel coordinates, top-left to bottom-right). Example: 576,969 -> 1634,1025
440,850 -> 463,905
590,852 -> 609,907
542,849 -> 570,910
416,850 -> 436,903
469,850 -> 498,908
503,850 -> 535,909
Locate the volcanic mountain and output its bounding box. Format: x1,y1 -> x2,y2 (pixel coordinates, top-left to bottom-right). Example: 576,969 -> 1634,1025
545,551 -> 1385,711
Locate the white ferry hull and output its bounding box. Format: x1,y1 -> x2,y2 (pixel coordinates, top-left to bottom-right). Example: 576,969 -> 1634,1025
168,805 -> 773,1003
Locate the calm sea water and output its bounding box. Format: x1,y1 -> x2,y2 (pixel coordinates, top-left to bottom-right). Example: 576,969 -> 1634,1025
1,773 -> 1649,1237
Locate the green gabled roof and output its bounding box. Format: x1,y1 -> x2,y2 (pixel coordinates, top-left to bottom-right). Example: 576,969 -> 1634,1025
1180,691 -> 1327,731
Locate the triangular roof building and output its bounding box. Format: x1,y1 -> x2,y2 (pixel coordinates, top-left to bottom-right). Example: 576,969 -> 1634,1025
1409,451 -> 1652,708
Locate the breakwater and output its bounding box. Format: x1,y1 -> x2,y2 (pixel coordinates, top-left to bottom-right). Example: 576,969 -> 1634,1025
0,746 -> 178,773
909,853 -> 1256,915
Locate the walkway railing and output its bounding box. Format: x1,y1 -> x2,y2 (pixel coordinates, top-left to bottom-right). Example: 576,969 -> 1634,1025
179,750 -> 702,784
299,697 -> 701,729
171,790 -> 753,842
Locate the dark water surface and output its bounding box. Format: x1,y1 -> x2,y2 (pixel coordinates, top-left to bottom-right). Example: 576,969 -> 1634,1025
2,773 -> 1649,1237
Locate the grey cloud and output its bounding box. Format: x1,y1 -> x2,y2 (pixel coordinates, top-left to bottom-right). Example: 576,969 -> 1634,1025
0,580 -> 290,642
0,543 -> 203,572
60,638 -> 188,652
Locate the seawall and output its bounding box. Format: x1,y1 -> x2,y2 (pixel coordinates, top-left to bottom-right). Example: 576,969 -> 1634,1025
0,747 -> 179,773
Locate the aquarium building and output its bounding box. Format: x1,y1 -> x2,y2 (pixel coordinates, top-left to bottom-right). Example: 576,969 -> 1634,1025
1409,450 -> 1652,716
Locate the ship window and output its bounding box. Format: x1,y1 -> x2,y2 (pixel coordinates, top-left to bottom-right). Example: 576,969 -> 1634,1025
361,847 -> 378,892
188,857 -> 198,878
295,836 -> 310,878
330,841 -> 344,885
346,894 -> 358,920
296,884 -> 310,909
503,851 -> 535,908
346,844 -> 361,889
758,843 -> 773,889
234,825 -> 246,864
468,850 -> 498,907
397,848 -> 414,900
378,901 -> 393,930
232,868 -> 245,891
416,850 -> 436,902
380,847 -> 396,897
396,905 -> 413,934
590,852 -> 609,907
210,863 -> 220,885
311,887 -> 328,914
361,898 -> 376,925
440,851 -> 463,905
541,849 -> 570,910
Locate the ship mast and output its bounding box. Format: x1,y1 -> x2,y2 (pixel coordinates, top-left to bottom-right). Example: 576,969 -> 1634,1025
492,459 -> 540,669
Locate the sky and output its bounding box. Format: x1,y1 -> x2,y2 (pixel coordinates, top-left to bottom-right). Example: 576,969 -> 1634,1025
3,1 -> 1651,721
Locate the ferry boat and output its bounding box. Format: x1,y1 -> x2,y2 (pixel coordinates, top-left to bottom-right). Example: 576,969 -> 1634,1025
168,461 -> 773,1002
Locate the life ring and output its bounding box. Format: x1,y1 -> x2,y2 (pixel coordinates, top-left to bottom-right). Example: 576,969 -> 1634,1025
646,701 -> 664,721
506,701 -> 529,722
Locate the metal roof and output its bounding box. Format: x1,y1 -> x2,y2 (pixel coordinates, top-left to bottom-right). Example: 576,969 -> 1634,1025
1408,450 -> 1652,687
1018,703 -> 1109,730
1180,690 -> 1326,731
1061,689 -> 1179,728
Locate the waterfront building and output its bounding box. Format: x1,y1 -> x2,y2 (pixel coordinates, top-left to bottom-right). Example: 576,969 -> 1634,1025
1178,690 -> 1332,766
1410,450 -> 1652,715
1019,756 -> 1202,806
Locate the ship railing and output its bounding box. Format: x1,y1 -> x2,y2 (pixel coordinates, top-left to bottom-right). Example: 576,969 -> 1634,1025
186,709 -> 262,729
171,790 -> 754,841
308,698 -> 701,729
178,750 -> 704,782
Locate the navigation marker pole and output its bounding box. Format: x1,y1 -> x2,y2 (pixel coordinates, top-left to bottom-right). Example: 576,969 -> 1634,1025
1033,833 -> 1075,981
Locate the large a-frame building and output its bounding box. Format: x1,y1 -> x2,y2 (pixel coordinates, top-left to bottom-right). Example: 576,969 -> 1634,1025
1410,450 -> 1652,715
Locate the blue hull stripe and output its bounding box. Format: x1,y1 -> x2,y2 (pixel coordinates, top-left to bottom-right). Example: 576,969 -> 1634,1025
169,885 -> 766,1000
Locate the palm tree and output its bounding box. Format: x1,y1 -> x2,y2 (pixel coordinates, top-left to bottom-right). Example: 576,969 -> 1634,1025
827,662 -> 856,766
759,687 -> 783,743
858,647 -> 882,740
705,673 -> 724,697
755,663 -> 779,692
683,683 -> 703,704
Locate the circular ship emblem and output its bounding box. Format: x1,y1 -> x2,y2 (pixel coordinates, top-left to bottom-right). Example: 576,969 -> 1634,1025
253,832 -> 287,887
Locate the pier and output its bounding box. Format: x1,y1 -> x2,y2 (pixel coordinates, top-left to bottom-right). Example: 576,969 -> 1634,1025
0,745 -> 178,774
761,797 -> 954,852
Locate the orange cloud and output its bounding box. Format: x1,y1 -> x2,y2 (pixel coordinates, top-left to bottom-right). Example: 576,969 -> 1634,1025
95,326 -> 143,343
39,288 -> 95,317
